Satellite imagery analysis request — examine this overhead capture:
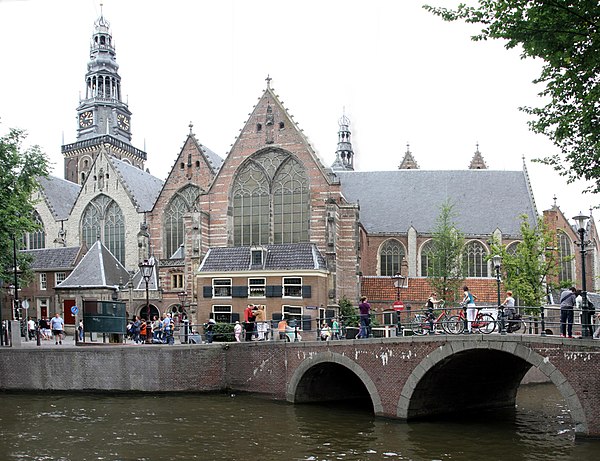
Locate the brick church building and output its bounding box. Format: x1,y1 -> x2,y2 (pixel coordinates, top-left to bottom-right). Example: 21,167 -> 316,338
5,11 -> 599,332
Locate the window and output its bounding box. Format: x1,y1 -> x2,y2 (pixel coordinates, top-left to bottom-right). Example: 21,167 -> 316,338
164,185 -> 201,258
283,305 -> 303,328
232,149 -> 309,245
379,239 -> 405,276
40,273 -> 47,290
24,211 -> 45,250
81,194 -> 125,264
283,277 -> 302,298
213,278 -> 232,298
251,249 -> 263,265
420,240 -> 437,276
506,241 -> 520,256
462,240 -> 489,277
171,273 -> 184,289
212,305 -> 232,323
558,231 -> 574,283
248,278 -> 266,298
55,272 -> 66,286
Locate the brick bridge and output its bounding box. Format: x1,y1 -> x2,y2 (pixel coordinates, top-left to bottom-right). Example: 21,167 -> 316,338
1,335 -> 599,437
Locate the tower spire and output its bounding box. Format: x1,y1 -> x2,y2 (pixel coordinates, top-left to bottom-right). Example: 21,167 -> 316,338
331,111 -> 354,171
398,142 -> 419,169
468,142 -> 488,169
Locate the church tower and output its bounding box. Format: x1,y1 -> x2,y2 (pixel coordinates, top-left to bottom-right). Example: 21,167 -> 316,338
468,143 -> 488,169
62,8 -> 147,184
331,113 -> 354,171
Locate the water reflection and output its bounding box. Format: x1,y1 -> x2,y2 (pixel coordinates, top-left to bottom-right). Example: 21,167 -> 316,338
0,384 -> 598,461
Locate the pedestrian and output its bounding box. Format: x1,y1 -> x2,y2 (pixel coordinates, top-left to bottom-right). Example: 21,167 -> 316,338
132,316 -> 141,344
204,318 -> 216,344
559,286 -> 577,338
27,317 -> 36,340
254,305 -> 266,340
332,317 -> 340,340
78,319 -> 84,342
140,319 -> 147,344
358,296 -> 371,338
462,286 -> 478,333
163,313 -> 174,344
244,304 -> 255,341
50,312 -> 64,345
38,317 -> 50,340
501,290 -> 517,332
234,321 -> 242,342
426,292 -> 441,333
594,310 -> 600,339
320,322 -> 332,341
278,317 -> 288,341
152,315 -> 162,342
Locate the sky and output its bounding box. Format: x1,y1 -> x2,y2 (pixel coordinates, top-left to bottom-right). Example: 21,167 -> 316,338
0,0 -> 597,223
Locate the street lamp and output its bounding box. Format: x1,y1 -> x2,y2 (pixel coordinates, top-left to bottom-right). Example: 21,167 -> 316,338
392,272 -> 405,302
139,260 -> 154,321
492,254 -> 505,335
573,212 -> 591,338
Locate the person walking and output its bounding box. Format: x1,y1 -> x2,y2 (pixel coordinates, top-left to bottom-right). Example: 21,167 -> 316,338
234,321 -> 242,342
332,317 -> 340,340
462,286 -> 478,334
559,287 -> 577,338
50,313 -> 64,345
77,319 -> 84,342
244,304 -> 255,341
358,296 -> 371,338
27,317 -> 36,340
204,319 -> 216,344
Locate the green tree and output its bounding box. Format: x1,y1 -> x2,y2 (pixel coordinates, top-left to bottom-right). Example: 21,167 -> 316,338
426,201 -> 465,303
338,296 -> 358,327
489,215 -> 558,309
424,1 -> 600,193
0,126 -> 50,286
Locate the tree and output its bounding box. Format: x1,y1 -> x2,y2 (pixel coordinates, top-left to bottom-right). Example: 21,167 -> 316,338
489,215 -> 558,309
426,201 -> 465,303
424,1 -> 600,193
0,126 -> 50,287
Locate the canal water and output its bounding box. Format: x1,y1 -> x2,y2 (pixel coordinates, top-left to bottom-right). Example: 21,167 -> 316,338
0,383 -> 598,461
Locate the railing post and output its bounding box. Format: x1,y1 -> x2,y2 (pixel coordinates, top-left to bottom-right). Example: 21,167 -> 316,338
463,304 -> 468,334
540,306 -> 546,336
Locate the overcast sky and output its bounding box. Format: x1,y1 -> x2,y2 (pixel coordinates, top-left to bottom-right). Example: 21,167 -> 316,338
0,0 -> 596,222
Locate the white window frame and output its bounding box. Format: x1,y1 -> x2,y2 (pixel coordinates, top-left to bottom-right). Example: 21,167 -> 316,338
55,272 -> 66,286
212,278 -> 232,298
248,278 -> 266,298
282,276 -> 302,298
40,273 -> 47,290
282,305 -> 303,329
212,305 -> 232,323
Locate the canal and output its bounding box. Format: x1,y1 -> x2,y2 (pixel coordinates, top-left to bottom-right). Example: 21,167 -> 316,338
0,383 -> 598,461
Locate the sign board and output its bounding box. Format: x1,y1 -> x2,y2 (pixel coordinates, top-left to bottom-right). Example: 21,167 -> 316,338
392,301 -> 404,311
71,305 -> 79,315
21,299 -> 30,310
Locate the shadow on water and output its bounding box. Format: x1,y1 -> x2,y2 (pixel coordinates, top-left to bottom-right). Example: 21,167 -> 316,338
0,384 -> 598,461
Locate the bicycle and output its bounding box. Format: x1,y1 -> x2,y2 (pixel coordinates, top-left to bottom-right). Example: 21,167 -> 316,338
446,306 -> 496,334
410,302 -> 461,335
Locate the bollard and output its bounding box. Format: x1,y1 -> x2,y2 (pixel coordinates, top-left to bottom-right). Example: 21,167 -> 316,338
183,319 -> 189,344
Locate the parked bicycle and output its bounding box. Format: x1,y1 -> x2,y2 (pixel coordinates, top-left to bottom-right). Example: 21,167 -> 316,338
410,302 -> 462,335
446,306 -> 496,334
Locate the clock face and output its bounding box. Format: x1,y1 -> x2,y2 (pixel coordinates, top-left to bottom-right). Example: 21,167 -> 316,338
117,113 -> 130,131
79,111 -> 93,128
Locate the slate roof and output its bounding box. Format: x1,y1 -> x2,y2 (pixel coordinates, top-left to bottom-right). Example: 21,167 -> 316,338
56,240 -> 131,289
198,243 -> 328,272
22,247 -> 81,271
109,157 -> 164,212
336,169 -> 537,237
131,256 -> 159,291
36,176 -> 81,220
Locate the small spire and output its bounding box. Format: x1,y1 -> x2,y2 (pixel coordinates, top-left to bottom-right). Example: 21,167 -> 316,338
265,75 -> 272,89
399,142 -> 419,169
553,195 -> 558,208
468,142 -> 487,169
189,121 -> 194,134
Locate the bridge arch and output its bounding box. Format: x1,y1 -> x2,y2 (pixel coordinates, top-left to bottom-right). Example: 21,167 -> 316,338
287,351 -> 383,415
397,341 -> 588,434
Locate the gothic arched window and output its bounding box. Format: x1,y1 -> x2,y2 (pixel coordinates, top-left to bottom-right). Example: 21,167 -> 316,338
557,231 -> 574,283
232,150 -> 309,245
420,239 -> 437,276
506,241 -> 520,256
164,185 -> 201,258
379,239 -> 405,277
81,194 -> 125,264
463,240 -> 489,277
23,211 -> 45,250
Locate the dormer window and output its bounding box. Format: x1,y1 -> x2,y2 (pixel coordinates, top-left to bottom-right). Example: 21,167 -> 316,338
251,248 -> 264,266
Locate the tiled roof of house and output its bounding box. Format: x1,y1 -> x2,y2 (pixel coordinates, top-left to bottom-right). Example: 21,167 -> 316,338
199,243 -> 327,272
22,247 -> 81,271
337,170 -> 537,237
56,240 -> 130,289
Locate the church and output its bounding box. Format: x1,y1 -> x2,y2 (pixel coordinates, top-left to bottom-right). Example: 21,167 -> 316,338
8,11 -> 599,332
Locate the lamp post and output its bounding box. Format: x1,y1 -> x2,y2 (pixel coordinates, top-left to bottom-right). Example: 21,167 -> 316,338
139,260 -> 154,321
492,254 -> 505,335
573,212 -> 591,338
178,291 -> 189,343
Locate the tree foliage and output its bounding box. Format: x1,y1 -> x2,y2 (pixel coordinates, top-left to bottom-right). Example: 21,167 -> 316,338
0,126 -> 50,286
424,1 -> 600,193
489,215 -> 558,308
427,201 -> 465,303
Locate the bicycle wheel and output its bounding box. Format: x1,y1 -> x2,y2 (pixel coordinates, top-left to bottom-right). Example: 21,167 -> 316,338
475,314 -> 496,334
445,315 -> 464,334
410,317 -> 427,336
